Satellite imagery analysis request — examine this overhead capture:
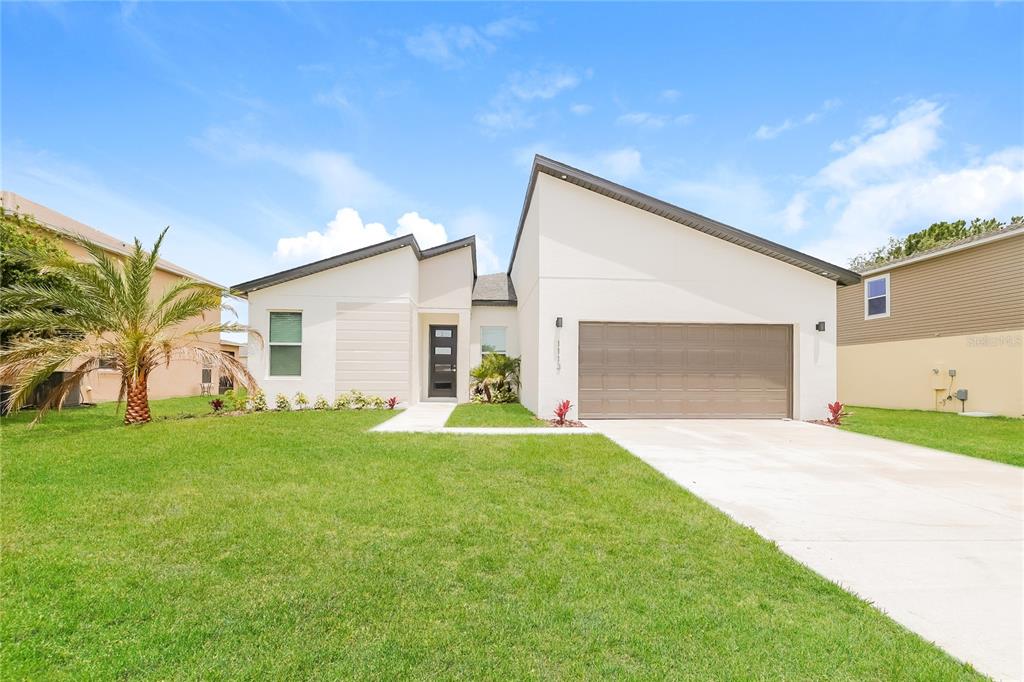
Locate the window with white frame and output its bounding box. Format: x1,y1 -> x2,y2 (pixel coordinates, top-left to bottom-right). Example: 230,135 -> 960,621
269,311 -> 302,376
864,274 -> 890,319
481,326 -> 507,354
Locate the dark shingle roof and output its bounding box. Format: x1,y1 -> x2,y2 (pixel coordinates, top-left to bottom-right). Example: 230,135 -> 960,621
232,234 -> 476,295
472,273 -> 517,306
506,156 -> 861,286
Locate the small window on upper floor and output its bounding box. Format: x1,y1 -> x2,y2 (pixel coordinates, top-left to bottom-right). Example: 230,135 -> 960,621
864,274 -> 890,320
481,326 -> 507,354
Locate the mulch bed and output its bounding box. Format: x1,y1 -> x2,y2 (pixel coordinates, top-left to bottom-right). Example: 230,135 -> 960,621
546,419 -> 586,428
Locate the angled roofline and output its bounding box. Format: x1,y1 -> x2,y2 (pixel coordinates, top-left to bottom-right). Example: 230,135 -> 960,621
471,272 -> 518,306
856,222 -> 1024,276
2,190 -> 224,288
232,234 -> 477,295
506,155 -> 861,286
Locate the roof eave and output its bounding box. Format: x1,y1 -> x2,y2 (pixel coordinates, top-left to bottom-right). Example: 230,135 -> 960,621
507,155 -> 861,287
232,234 -> 477,295
855,224 -> 1024,276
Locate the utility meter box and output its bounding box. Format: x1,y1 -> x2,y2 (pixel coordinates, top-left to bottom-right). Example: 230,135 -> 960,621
955,388 -> 968,401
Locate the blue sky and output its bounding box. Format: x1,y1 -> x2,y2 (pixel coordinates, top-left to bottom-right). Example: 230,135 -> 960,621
3,1 -> 1023,292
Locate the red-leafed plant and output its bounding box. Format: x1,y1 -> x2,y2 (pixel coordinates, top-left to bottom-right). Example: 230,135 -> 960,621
386,396 -> 399,410
210,398 -> 225,413
554,400 -> 572,425
826,401 -> 846,425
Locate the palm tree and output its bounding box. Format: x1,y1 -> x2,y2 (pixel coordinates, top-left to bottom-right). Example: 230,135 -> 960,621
0,228 -> 258,424
469,353 -> 521,403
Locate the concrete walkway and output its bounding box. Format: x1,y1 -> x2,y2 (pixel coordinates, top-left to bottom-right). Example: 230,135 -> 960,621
585,418 -> 1023,681
371,402 -> 595,435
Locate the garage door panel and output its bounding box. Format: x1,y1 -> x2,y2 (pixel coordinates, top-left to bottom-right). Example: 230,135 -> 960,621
630,374 -> 658,390
605,348 -> 632,366
634,348 -> 658,366
579,322 -> 792,419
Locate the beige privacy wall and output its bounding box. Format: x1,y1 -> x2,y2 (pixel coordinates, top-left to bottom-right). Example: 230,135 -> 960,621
336,302 -> 412,402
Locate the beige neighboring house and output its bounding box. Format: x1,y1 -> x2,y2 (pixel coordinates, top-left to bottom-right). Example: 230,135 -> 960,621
838,224 -> 1024,417
2,191 -> 227,405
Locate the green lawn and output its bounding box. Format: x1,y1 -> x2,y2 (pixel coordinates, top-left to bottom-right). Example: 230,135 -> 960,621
445,401 -> 548,427
2,399 -> 980,679
842,405 -> 1024,467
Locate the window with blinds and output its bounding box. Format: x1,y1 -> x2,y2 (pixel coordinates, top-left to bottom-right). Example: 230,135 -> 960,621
269,311 -> 302,376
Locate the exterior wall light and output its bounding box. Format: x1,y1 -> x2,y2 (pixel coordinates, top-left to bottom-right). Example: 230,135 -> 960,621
815,321 -> 826,332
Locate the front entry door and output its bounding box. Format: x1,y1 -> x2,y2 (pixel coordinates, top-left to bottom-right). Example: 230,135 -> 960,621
428,325 -> 457,398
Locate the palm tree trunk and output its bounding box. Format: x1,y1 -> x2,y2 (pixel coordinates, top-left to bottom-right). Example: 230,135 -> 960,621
124,376 -> 152,425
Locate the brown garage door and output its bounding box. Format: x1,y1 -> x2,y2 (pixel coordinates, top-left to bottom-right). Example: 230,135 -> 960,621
578,322 -> 792,419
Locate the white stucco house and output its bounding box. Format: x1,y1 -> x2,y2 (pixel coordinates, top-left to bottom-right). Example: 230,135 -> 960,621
234,156 -> 860,420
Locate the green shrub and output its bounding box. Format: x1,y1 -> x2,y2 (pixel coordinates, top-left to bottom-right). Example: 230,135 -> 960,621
333,393 -> 351,410
313,395 -> 330,410
222,388 -> 248,412
470,354 -> 521,403
294,392 -> 310,410
274,393 -> 291,411
250,389 -> 268,412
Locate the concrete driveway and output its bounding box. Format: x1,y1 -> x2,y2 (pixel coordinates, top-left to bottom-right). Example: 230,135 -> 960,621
584,419 -> 1023,681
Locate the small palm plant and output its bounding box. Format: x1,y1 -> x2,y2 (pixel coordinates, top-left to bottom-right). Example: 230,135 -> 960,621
0,228 -> 258,424
470,353 -> 521,403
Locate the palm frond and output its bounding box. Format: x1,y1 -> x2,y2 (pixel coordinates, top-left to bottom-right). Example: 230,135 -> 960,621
0,335 -> 93,413
171,344 -> 259,393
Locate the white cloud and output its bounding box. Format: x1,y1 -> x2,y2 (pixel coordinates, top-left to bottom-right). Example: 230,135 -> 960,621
405,18 -> 533,68
4,146 -> 273,292
478,67 -> 582,133
476,108 -> 535,132
793,101 -> 1024,264
450,208 -> 504,273
405,25 -> 492,67
193,125 -> 402,213
570,103 -> 593,116
666,166 -> 779,235
600,148 -> 645,180
754,98 -> 842,140
617,112 -> 693,130
314,86 -> 355,114
618,112 -> 668,129
395,211 -> 447,246
780,192 -> 809,233
804,151 -> 1024,264
816,100 -> 942,188
274,208 -> 449,263
515,144 -> 645,182
830,114 -> 889,152
481,17 -> 533,39
506,68 -> 580,100
754,119 -> 795,141
660,89 -> 682,101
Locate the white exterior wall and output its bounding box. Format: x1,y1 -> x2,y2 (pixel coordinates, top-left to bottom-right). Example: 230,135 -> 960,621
510,198 -> 541,413
246,244 -> 476,406
417,248 -> 473,403
527,174 -> 838,421
246,248 -> 419,402
469,306 -> 520,368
